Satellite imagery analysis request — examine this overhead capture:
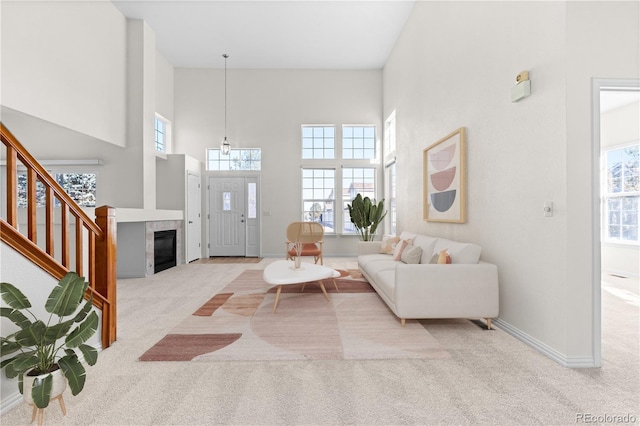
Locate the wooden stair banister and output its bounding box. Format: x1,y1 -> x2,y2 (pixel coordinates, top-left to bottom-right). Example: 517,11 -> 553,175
1,122 -> 117,348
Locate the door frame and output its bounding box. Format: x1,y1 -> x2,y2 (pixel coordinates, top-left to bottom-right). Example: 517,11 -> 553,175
591,78 -> 640,367
186,172 -> 202,262
206,173 -> 260,257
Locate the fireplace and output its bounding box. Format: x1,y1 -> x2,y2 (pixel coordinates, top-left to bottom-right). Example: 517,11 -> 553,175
154,230 -> 177,273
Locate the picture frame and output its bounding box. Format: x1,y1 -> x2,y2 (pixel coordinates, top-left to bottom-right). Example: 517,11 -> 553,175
423,127 -> 467,223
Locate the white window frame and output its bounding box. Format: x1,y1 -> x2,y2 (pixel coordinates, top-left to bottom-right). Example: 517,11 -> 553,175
342,167 -> 377,234
601,142 -> 639,245
302,125 -> 335,159
386,159 -> 397,235
384,111 -> 396,155
300,123 -> 382,235
155,114 -> 171,154
342,125 -> 376,160
301,168 -> 336,232
206,148 -> 262,171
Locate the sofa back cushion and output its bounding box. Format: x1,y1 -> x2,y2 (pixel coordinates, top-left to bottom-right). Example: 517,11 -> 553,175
412,234 -> 439,264
398,231 -> 417,242
433,238 -> 482,264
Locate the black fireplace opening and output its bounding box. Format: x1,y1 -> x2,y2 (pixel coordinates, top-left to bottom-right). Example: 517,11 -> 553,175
154,230 -> 177,273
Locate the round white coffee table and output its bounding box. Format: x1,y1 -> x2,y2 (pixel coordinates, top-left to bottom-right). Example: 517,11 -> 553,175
263,260 -> 340,313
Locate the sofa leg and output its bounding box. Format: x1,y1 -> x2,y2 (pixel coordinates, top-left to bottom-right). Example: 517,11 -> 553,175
486,318 -> 492,330
401,318 -> 406,327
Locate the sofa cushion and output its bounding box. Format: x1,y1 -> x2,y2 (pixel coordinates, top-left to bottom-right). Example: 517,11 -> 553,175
399,231 -> 417,242
373,269 -> 396,301
363,259 -> 399,279
401,245 -> 422,264
412,235 -> 438,264
358,253 -> 393,268
433,238 -> 482,264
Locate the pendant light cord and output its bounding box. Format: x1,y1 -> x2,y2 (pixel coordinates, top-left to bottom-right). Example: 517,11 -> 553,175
223,54 -> 228,138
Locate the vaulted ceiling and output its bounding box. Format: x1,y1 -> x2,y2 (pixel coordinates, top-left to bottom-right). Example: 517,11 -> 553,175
112,1 -> 416,69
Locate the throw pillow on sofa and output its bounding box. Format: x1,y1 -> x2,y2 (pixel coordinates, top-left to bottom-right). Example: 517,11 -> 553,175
392,239 -> 412,261
379,235 -> 400,254
401,245 -> 423,264
437,249 -> 452,264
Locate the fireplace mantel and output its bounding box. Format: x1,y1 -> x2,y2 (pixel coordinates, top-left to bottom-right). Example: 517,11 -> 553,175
115,208 -> 183,223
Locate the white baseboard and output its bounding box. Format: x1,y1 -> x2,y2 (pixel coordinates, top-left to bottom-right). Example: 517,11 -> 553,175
493,318 -> 598,368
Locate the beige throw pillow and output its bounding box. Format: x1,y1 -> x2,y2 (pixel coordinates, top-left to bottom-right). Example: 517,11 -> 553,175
379,235 -> 400,254
401,245 -> 423,264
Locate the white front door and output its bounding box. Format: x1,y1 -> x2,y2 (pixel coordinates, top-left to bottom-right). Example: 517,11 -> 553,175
187,173 -> 202,262
209,177 -> 247,256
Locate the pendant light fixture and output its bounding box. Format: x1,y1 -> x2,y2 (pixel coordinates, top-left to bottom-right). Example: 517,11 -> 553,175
221,53 -> 231,155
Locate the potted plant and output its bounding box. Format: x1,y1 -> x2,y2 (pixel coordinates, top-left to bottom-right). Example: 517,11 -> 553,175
346,193 -> 387,241
0,272 -> 98,410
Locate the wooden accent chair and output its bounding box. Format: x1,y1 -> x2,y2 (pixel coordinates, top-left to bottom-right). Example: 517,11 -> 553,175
285,222 -> 324,265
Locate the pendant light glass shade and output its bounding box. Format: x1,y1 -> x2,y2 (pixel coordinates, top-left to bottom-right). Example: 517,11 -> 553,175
221,137 -> 230,155
220,54 -> 230,155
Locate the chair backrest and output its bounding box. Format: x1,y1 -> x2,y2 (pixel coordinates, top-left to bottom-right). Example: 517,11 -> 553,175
286,222 -> 324,244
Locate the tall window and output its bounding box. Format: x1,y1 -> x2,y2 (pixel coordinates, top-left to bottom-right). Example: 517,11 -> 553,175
207,148 -> 261,171
387,161 -> 397,235
302,126 -> 335,159
342,167 -> 376,233
602,143 -> 639,244
302,168 -> 335,231
155,115 -> 170,153
384,111 -> 396,154
342,125 -> 375,159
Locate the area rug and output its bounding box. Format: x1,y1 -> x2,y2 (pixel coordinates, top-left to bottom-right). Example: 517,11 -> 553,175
195,257 -> 262,264
139,269 -> 449,361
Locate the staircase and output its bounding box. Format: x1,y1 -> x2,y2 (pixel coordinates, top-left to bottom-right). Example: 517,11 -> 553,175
1,123 -> 117,348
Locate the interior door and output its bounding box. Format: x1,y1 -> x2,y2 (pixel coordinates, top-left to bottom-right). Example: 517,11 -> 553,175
209,177 -> 246,256
187,173 -> 202,262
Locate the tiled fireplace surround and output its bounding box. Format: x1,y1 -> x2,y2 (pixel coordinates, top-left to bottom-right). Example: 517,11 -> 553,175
145,220 -> 184,276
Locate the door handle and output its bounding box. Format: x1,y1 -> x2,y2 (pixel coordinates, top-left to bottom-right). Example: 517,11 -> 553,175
189,221 -> 193,224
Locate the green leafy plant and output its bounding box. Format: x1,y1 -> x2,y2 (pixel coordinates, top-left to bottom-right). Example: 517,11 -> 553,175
0,272 -> 98,409
346,193 -> 387,241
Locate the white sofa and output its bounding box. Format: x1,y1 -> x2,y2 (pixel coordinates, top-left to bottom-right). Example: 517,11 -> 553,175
358,231 -> 499,328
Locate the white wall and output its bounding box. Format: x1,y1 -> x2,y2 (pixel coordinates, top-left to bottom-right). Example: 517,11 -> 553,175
1,1 -> 127,147
155,52 -> 175,122
174,69 -> 383,256
383,1 -> 639,366
601,101 -> 639,278
565,1 -> 639,362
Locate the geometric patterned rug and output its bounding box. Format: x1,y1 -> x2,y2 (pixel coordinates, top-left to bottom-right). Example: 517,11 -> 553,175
139,269 -> 449,362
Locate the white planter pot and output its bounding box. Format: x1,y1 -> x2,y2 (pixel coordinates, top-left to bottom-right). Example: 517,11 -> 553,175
23,367 -> 67,406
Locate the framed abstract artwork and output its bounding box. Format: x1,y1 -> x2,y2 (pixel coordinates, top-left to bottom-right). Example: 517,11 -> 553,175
423,127 -> 467,223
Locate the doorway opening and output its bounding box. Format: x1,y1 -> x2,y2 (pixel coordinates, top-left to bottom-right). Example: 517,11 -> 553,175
593,78 -> 640,367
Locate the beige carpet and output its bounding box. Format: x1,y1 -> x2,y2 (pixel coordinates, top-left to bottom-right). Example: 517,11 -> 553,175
140,269 -> 449,361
